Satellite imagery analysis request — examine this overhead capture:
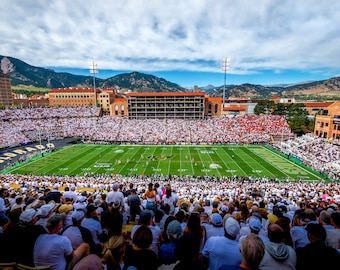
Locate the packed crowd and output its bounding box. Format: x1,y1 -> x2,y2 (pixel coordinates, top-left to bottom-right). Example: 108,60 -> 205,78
1,106 -> 293,148
0,106 -> 101,121
0,179 -> 339,270
277,133 -> 340,180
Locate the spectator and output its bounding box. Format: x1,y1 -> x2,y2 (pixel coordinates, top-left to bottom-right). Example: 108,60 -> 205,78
130,210 -> 161,256
106,183 -> 125,214
61,209 -> 100,256
162,185 -> 176,215
158,220 -> 182,266
239,216 -> 269,244
101,201 -> 123,237
220,234 -> 265,270
183,212 -> 207,257
172,234 -> 205,270
206,213 -> 224,238
123,225 -> 158,270
102,235 -> 126,270
200,212 -> 213,236
275,217 -> 294,247
202,216 -> 242,270
326,212 -> 340,251
296,223 -> 340,269
63,185 -> 78,203
318,209 -> 334,230
44,184 -> 63,204
34,214 -> 90,270
1,205 -> 22,233
160,215 -> 176,245
259,224 -> 296,270
81,203 -> 106,246
5,208 -> 46,266
290,212 -> 311,249
35,203 -> 57,231
142,183 -> 157,214
127,189 -> 141,222
0,188 -> 10,227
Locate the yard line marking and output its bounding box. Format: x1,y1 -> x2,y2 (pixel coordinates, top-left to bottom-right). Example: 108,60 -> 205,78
257,146 -> 321,180
220,146 -> 248,176
187,146 -> 195,175
238,147 -> 277,178
214,146 -> 230,173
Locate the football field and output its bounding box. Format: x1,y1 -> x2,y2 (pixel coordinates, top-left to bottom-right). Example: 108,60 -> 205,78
3,144 -> 322,181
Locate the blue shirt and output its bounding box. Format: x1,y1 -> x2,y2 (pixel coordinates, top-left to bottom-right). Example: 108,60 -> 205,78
202,236 -> 242,270
159,241 -> 178,265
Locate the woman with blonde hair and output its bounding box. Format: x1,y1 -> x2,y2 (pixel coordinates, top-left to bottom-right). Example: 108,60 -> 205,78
102,235 -> 126,270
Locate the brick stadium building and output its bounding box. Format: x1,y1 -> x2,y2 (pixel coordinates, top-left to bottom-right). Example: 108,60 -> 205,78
314,101 -> 340,140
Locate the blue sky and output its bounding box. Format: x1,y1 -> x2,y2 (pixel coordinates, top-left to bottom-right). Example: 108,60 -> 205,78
1,0 -> 340,88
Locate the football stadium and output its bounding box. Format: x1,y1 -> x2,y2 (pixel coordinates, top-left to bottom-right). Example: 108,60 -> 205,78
1,106 -> 340,269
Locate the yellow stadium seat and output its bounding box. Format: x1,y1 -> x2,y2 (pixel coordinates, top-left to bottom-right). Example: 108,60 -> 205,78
0,262 -> 16,270
17,263 -> 51,270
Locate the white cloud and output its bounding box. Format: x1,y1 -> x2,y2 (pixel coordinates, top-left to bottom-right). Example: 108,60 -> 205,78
1,0 -> 339,76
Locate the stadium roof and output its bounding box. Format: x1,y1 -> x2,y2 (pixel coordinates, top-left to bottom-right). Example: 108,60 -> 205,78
303,102 -> 334,107
50,88 -> 101,93
125,92 -> 205,97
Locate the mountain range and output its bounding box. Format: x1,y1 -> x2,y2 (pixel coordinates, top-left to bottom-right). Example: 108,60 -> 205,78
1,55 -> 340,99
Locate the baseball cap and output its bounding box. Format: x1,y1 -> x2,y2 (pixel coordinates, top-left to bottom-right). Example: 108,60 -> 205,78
86,203 -> 98,214
167,220 -> 182,238
248,216 -> 262,232
71,210 -> 85,222
221,205 -> 229,212
36,203 -> 55,217
210,213 -> 223,227
46,214 -> 64,230
112,184 -> 119,190
140,210 -> 153,225
224,217 -> 240,237
77,196 -> 86,203
19,209 -> 39,223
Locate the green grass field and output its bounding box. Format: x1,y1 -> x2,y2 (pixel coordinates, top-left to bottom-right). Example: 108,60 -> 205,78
3,144 -> 323,181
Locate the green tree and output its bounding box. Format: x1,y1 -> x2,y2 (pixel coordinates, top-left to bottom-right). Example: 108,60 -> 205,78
254,100 -> 275,115
273,103 -> 287,115
254,101 -> 312,135
285,103 -> 309,135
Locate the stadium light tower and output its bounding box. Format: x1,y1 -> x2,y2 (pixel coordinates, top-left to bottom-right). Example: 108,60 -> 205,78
89,61 -> 98,106
221,57 -> 231,108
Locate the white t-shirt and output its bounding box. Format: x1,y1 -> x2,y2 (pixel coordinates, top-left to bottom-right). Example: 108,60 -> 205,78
34,234 -> 73,270
81,217 -> 103,244
62,226 -> 84,249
